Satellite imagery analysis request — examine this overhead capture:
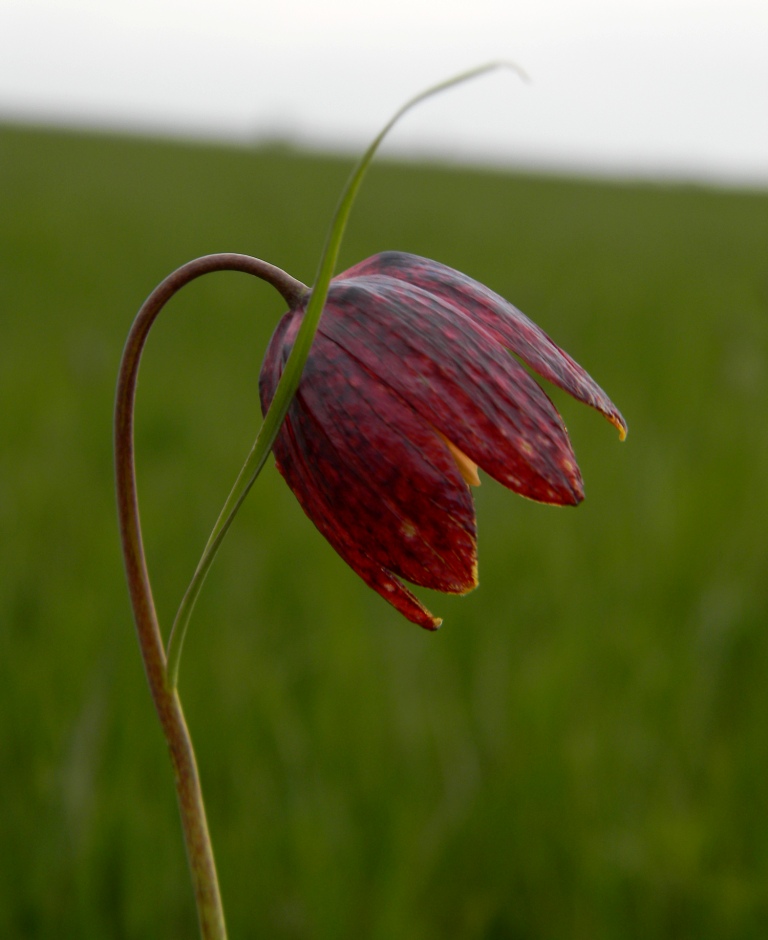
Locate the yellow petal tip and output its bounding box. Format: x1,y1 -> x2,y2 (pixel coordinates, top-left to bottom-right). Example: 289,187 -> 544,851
611,414 -> 628,441
457,560 -> 479,595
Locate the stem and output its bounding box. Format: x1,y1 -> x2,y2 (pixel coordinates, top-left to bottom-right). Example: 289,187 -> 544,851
114,253 -> 308,940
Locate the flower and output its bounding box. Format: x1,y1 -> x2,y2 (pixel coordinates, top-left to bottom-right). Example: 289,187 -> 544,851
259,251 -> 627,629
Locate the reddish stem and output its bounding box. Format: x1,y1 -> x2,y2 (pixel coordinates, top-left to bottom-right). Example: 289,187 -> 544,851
114,253 -> 307,940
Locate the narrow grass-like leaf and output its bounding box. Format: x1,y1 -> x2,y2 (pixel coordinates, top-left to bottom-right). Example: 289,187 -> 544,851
165,62 -> 526,687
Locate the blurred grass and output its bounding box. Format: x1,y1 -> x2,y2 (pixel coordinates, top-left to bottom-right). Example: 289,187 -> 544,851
1,122 -> 767,939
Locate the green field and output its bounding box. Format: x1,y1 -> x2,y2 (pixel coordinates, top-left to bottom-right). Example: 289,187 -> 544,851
1,122 -> 767,938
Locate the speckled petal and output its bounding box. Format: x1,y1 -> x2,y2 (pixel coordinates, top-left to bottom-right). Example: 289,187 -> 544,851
340,252 -> 628,440
265,397 -> 445,630
317,277 -> 585,505
260,314 -> 479,622
292,367 -> 477,590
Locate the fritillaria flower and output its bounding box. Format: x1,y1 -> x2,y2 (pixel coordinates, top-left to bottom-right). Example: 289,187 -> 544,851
260,251 -> 626,629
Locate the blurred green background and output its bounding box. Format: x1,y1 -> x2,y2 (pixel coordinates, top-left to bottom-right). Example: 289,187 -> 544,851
1,124 -> 767,939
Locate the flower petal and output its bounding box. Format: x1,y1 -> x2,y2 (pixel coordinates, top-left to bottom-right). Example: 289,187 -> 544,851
316,277 -> 585,505
271,408 -> 444,630
293,357 -> 478,591
260,314 -> 479,621
340,252 -> 628,440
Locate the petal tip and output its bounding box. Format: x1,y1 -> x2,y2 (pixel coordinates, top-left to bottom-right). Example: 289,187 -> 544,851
609,410 -> 628,441
449,551 -> 479,596
461,559 -> 479,595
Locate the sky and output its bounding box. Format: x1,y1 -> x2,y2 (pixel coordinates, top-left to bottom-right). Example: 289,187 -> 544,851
1,0 -> 767,186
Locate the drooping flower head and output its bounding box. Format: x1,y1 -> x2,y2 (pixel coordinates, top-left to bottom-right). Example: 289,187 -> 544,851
260,251 -> 626,629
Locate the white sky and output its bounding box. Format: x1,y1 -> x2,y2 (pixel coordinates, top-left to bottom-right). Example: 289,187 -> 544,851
1,0 -> 767,185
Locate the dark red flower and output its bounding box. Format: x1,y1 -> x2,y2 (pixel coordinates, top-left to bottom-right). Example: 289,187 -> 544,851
259,251 -> 626,629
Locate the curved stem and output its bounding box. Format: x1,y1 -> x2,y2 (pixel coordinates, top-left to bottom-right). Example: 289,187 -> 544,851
114,253 -> 307,940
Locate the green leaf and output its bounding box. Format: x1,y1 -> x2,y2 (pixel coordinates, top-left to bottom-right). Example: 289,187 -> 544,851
165,61 -> 526,689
